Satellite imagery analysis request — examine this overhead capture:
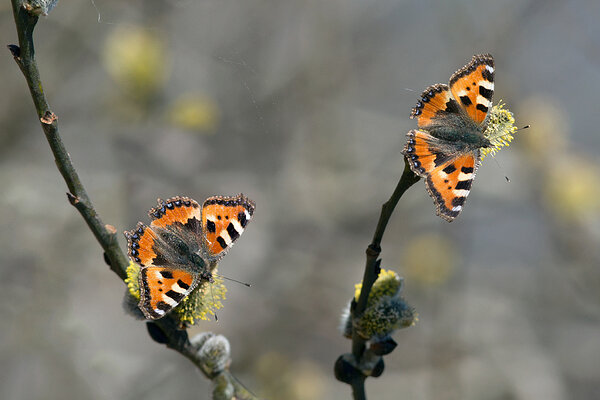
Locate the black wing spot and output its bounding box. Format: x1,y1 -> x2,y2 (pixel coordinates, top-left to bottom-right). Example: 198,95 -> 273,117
443,164 -> 457,174
165,290 -> 184,302
226,222 -> 240,241
217,236 -> 228,250
238,211 -> 248,228
444,99 -> 460,114
482,69 -> 494,82
177,279 -> 190,290
159,270 -> 174,279
455,180 -> 472,190
479,86 -> 493,101
206,220 -> 216,233
476,104 -> 488,113
459,95 -> 472,106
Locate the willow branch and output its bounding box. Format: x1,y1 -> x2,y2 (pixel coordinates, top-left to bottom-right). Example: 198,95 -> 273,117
9,2 -> 257,398
348,160 -> 420,399
9,0 -> 129,279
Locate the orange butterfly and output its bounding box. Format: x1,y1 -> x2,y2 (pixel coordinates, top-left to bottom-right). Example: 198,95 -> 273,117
125,194 -> 254,319
403,54 -> 495,221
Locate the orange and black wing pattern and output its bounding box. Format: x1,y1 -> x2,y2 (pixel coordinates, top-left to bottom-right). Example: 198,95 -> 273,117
449,54 -> 494,125
425,153 -> 478,222
403,130 -> 479,222
125,222 -> 158,268
149,196 -> 201,232
138,266 -> 198,319
201,194 -> 255,263
125,194 -> 256,319
410,83 -> 461,129
126,197 -> 202,269
403,129 -> 452,178
125,197 -> 204,320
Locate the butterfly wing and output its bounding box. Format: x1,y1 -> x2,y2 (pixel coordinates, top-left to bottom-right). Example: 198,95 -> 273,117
403,130 -> 480,222
124,194 -> 255,318
148,196 -> 202,233
125,222 -> 202,319
138,266 -> 198,320
125,222 -> 158,268
410,83 -> 463,130
426,153 -> 478,222
201,194 -> 255,263
403,129 -> 454,178
125,197 -> 206,320
449,54 -> 494,125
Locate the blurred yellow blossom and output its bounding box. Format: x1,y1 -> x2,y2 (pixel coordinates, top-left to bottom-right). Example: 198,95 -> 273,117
543,154 -> 600,223
517,96 -> 569,164
255,352 -> 325,400
103,26 -> 170,100
168,94 -> 219,132
403,233 -> 457,287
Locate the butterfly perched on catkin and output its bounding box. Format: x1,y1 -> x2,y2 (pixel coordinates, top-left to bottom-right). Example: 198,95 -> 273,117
124,194 -> 255,320
402,54 -> 497,222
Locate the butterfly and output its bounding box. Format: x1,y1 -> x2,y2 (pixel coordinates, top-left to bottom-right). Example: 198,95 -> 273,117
402,54 -> 495,222
124,194 -> 255,320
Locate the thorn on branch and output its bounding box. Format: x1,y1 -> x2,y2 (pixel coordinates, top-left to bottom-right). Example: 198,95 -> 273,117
350,298 -> 357,312
66,192 -> 79,205
105,224 -> 117,234
7,44 -> 20,59
103,252 -> 111,266
146,322 -> 169,344
40,110 -> 57,125
369,259 -> 382,278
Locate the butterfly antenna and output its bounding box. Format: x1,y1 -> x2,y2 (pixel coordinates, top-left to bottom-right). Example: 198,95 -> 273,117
488,125 -> 530,183
213,272 -> 252,287
490,155 -> 511,183
207,273 -> 252,322
495,124 -> 531,141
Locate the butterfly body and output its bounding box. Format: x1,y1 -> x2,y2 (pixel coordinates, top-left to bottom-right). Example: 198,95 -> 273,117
403,54 -> 495,222
125,194 -> 255,320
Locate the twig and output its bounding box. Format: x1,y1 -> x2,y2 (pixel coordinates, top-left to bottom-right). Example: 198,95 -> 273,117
346,160 -> 420,399
9,2 -> 258,398
9,1 -> 129,279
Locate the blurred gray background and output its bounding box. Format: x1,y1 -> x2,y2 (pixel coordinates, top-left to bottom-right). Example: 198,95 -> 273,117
2,1 -> 600,399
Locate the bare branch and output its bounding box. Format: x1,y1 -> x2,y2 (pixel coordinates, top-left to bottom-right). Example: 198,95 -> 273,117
9,2 -> 258,398
337,160 -> 419,399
